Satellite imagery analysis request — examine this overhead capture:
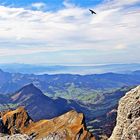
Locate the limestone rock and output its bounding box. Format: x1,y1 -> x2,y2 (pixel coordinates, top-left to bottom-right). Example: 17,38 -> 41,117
109,86 -> 140,140
24,110 -> 95,140
0,107 -> 95,140
1,107 -> 33,134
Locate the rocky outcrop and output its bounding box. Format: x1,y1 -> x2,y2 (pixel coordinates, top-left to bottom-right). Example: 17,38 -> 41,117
0,134 -> 32,140
0,107 -> 95,140
109,86 -> 140,140
1,107 -> 33,134
24,110 -> 95,140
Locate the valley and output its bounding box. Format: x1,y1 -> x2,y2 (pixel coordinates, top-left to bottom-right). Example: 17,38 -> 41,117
0,69 -> 139,139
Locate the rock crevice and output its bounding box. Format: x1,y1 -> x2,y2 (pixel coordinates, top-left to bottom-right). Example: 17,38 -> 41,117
109,86 -> 140,140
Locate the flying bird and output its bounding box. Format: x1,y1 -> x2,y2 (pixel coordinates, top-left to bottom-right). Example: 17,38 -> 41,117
89,9 -> 96,14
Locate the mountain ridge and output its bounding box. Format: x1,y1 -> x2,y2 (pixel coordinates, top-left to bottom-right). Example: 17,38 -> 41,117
0,107 -> 95,140
8,83 -> 89,121
0,69 -> 139,98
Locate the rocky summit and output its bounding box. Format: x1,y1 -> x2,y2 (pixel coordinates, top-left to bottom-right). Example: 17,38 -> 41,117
0,107 -> 33,134
109,86 -> 140,140
0,107 -> 95,140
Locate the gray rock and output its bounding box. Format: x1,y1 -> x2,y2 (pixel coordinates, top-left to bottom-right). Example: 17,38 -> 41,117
109,86 -> 140,140
0,134 -> 32,140
41,131 -> 67,140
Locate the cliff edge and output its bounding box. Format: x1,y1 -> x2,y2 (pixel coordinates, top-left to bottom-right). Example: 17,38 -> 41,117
109,86 -> 140,140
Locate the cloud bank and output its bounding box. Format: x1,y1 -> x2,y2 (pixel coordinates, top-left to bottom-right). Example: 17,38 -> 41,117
0,0 -> 140,64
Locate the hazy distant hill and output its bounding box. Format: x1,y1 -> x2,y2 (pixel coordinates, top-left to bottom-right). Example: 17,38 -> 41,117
0,70 -> 140,97
0,63 -> 140,74
0,69 -> 140,102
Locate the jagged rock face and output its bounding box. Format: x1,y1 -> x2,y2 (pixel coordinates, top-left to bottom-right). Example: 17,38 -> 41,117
0,107 -> 95,140
1,107 -> 33,134
109,86 -> 140,140
24,110 -> 95,140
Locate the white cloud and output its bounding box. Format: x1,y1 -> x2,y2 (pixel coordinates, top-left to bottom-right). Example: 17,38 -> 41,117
115,44 -> 127,50
31,2 -> 46,10
0,0 -> 139,64
63,0 -> 75,8
102,0 -> 140,9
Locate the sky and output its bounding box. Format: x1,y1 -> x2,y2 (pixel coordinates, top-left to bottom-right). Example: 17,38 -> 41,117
0,0 -> 140,65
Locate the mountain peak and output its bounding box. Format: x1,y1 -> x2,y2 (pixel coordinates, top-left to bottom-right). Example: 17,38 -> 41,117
11,83 -> 44,103
17,83 -> 42,95
22,83 -> 36,88
0,107 -> 95,140
1,107 -> 33,134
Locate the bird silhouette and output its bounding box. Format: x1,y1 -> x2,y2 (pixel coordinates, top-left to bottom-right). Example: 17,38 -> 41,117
89,9 -> 96,14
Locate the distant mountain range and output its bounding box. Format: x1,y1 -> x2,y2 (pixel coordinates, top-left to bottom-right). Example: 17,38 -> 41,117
0,63 -> 140,74
0,68 -> 139,100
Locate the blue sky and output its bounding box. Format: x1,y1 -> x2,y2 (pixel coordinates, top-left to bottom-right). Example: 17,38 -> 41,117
0,0 -> 140,65
0,0 -> 103,9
